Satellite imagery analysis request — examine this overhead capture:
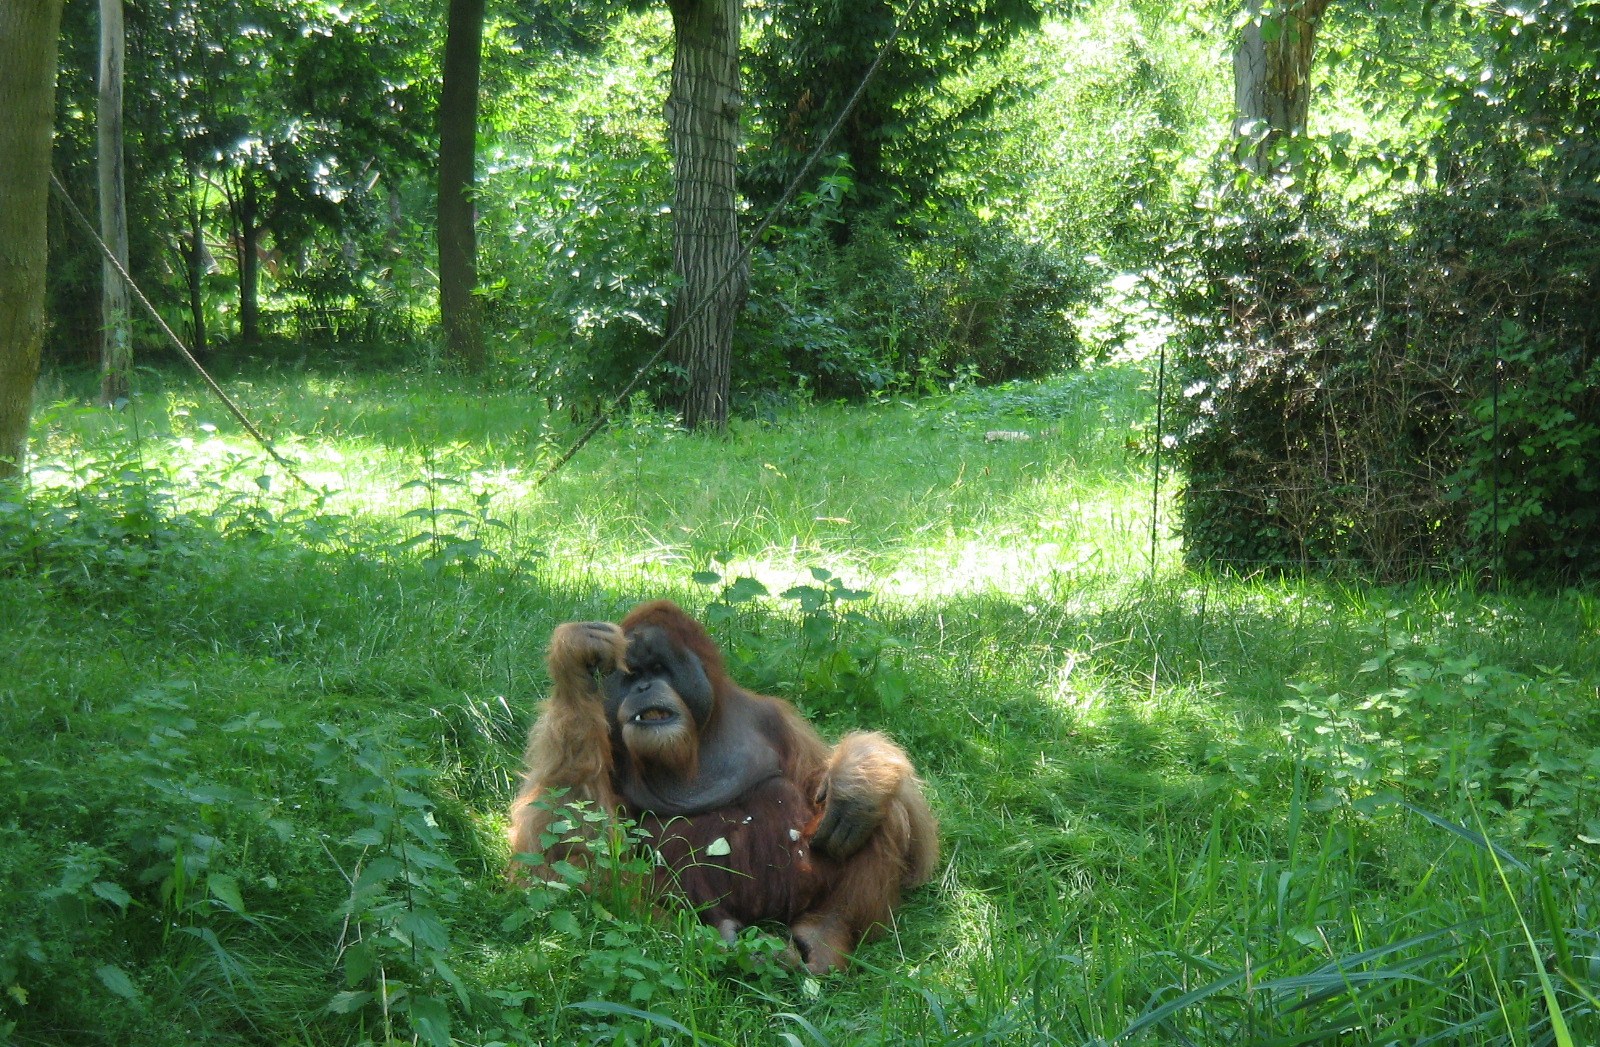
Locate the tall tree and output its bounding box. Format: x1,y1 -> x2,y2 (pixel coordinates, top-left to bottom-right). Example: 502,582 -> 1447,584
1232,0 -> 1333,174
98,0 -> 131,403
744,0 -> 1042,223
439,0 -> 487,371
176,161 -> 210,357
0,0 -> 65,481
232,164 -> 263,345
665,0 -> 745,430
47,0 -> 438,356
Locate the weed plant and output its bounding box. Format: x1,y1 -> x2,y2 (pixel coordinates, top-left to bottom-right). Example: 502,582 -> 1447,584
1,361 -> 1596,1045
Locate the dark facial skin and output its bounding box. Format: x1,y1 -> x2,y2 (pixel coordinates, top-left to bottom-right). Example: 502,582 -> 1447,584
603,627 -> 714,729
602,626 -> 781,817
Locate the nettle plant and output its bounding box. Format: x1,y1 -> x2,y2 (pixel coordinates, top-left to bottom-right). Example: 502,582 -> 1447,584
498,796 -> 785,1045
1280,608 -> 1600,861
10,683 -> 291,1021
394,448 -> 511,575
693,562 -> 912,713
314,726 -> 468,1047
3,444 -> 193,590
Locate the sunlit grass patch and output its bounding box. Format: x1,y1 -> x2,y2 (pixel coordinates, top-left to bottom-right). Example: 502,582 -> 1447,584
3,360 -> 1596,1045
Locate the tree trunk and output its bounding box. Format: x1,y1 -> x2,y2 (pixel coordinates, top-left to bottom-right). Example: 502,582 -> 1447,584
0,0 -> 65,482
438,0 -> 485,371
182,162 -> 208,356
238,168 -> 260,345
666,0 -> 746,431
1233,0 -> 1332,175
98,0 -> 131,404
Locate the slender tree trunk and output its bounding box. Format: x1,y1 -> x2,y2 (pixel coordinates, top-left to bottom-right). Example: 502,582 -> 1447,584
238,168 -> 260,345
438,0 -> 485,371
98,0 -> 131,404
385,186 -> 404,274
183,162 -> 207,356
0,0 -> 66,482
665,0 -> 746,431
1233,0 -> 1332,175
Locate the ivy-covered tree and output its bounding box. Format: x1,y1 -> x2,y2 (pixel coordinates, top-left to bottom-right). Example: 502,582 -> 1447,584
0,0 -> 65,481
1231,0 -> 1332,174
439,0 -> 486,371
1172,0 -> 1600,577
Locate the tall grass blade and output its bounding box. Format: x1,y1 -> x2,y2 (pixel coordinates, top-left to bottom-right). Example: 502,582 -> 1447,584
1112,970 -> 1246,1042
1473,807 -> 1574,1047
1399,800 -> 1531,872
566,1000 -> 725,1044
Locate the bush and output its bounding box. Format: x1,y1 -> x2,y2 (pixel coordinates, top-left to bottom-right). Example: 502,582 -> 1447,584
476,15 -> 674,417
740,207 -> 1089,399
1164,179 -> 1600,579
888,210 -> 1089,386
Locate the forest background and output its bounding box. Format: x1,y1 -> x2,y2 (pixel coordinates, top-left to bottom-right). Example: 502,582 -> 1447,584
1,0 -> 1598,1044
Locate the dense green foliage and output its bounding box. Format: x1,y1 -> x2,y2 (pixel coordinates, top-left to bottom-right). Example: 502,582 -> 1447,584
2,365 -> 1596,1044
962,7 -> 1222,267
1164,0 -> 1600,579
12,0 -> 1600,1041
43,0 -> 1092,399
477,12 -> 675,414
473,9 -> 1119,410
1166,184 -> 1600,579
50,0 -> 439,359
739,208 -> 1091,399
743,0 -> 1042,219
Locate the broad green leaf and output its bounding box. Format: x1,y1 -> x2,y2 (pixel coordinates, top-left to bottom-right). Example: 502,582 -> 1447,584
206,873 -> 246,914
90,880 -> 132,911
95,965 -> 139,1000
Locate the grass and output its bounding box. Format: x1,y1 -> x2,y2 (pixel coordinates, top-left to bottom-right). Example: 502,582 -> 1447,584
1,360 -> 1596,1046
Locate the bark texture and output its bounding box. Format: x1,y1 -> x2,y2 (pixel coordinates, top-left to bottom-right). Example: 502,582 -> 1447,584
99,0 -> 131,404
181,163 -> 208,356
1233,0 -> 1332,174
0,0 -> 65,481
666,0 -> 746,431
238,171 -> 260,345
438,0 -> 486,371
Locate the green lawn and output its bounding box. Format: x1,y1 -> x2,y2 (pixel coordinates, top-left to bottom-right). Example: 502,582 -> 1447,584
2,362 -> 1595,1045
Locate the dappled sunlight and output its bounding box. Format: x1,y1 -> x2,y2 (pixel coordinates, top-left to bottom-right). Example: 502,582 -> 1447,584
874,494 -> 1179,599
9,0 -> 1598,1036
1049,653 -> 1110,717
13,364 -> 1600,1046
26,364 -> 1175,603
917,868 -> 1005,973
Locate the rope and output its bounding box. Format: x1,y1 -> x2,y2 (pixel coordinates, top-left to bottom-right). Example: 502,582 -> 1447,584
48,172 -> 317,494
533,0 -> 927,488
52,0 -> 926,495
1491,355 -> 1502,589
1151,337 -> 1167,579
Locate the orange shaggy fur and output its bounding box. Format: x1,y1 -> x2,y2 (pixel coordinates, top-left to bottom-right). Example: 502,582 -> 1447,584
507,601 -> 939,973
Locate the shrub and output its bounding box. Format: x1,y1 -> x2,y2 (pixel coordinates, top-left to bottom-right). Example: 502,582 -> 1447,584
740,207 -> 1089,399
1164,179 -> 1600,579
476,16 -> 674,418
